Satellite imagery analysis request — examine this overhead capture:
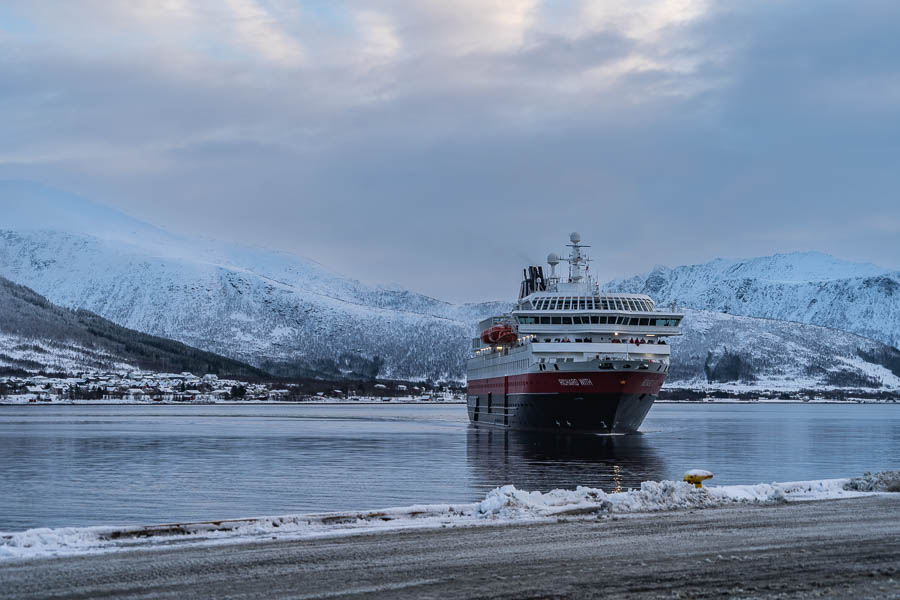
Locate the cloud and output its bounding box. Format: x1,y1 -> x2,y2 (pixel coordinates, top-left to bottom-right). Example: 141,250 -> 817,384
0,1 -> 898,301
221,0 -> 306,65
354,10 -> 400,62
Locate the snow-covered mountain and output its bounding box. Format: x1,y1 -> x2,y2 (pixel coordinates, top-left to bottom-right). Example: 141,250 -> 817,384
2,180 -> 898,389
0,181 -> 502,381
669,309 -> 900,392
0,275 -> 266,378
603,253 -> 900,349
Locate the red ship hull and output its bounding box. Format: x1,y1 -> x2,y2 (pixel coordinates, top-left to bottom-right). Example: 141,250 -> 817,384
466,371 -> 665,433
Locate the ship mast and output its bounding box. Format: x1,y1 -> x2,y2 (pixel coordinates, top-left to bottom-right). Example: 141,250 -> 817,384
562,232 -> 592,288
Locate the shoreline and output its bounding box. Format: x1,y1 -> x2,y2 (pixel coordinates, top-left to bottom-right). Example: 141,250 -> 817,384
3,474 -> 894,560
3,496 -> 898,599
2,398 -> 898,406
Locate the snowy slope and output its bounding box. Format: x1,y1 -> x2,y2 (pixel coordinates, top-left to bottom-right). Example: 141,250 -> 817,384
0,276 -> 267,378
2,181 -> 898,387
668,309 -> 900,391
0,331 -> 137,375
0,182 -> 501,380
0,228 -> 504,380
603,253 -> 900,349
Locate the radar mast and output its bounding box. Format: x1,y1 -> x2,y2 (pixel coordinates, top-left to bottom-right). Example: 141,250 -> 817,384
563,231 -> 591,286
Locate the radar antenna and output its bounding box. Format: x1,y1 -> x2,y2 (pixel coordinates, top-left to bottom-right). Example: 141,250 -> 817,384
562,231 -> 591,284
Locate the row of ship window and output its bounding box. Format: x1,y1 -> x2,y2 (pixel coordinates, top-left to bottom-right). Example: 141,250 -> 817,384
517,315 -> 681,327
530,296 -> 654,311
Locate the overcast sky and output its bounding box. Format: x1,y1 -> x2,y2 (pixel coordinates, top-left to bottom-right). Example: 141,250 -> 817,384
2,1 -> 899,302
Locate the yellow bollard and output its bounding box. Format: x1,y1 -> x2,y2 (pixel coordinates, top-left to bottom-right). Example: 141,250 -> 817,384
684,469 -> 714,488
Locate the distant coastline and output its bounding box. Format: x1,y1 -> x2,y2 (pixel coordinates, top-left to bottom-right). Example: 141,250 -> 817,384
2,397 -> 897,406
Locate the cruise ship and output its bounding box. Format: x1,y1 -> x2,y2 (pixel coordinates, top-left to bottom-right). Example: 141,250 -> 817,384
466,233 -> 683,433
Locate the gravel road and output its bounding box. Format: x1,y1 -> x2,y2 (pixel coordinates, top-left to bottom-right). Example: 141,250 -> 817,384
2,496 -> 898,599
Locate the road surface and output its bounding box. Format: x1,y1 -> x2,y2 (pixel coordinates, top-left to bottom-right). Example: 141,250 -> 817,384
2,496 -> 899,599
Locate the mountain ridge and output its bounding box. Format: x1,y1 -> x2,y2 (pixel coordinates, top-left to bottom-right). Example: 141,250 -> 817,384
2,180 -> 898,385
604,253 -> 900,349
0,227 -> 501,381
0,275 -> 269,378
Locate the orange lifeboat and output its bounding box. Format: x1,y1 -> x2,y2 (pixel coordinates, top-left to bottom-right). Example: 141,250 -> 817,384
481,324 -> 518,345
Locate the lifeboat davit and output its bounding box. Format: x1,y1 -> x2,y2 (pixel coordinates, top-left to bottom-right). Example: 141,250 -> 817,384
481,324 -> 518,345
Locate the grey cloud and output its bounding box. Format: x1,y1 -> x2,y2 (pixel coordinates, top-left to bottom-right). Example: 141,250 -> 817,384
0,1 -> 898,302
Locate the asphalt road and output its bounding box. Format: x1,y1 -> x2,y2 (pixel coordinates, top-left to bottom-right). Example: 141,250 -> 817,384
2,496 -> 899,599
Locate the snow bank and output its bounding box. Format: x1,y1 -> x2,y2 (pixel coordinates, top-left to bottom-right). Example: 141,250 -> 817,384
845,471 -> 900,493
2,473 -> 895,562
475,477 -> 863,519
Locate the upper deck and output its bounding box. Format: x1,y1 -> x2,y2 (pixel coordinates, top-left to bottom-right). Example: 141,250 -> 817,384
472,232 -> 684,358
513,292 -> 682,338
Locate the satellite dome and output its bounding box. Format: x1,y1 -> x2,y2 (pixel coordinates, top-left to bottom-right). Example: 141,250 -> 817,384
569,231 -> 581,244
547,252 -> 560,265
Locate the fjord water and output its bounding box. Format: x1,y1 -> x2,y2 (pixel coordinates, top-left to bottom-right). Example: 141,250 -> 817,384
1,403 -> 897,531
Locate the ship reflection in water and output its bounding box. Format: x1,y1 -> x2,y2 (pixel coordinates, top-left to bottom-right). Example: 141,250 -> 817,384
466,425 -> 667,494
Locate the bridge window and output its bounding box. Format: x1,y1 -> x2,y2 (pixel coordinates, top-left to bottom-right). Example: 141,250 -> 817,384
518,316 -> 537,324
639,318 -> 649,326
590,316 -> 599,324
540,316 -> 551,324
562,317 -> 572,324
552,316 -> 561,324
651,318 -> 682,327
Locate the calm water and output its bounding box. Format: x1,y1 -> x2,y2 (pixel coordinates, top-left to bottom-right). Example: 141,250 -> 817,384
1,403 -> 897,531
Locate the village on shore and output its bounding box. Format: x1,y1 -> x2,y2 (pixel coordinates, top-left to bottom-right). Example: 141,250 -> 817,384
1,371 -> 896,405
0,371 -> 464,404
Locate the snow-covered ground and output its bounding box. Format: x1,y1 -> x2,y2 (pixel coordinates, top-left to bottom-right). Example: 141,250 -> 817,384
2,473 -> 895,563
0,332 -> 137,375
